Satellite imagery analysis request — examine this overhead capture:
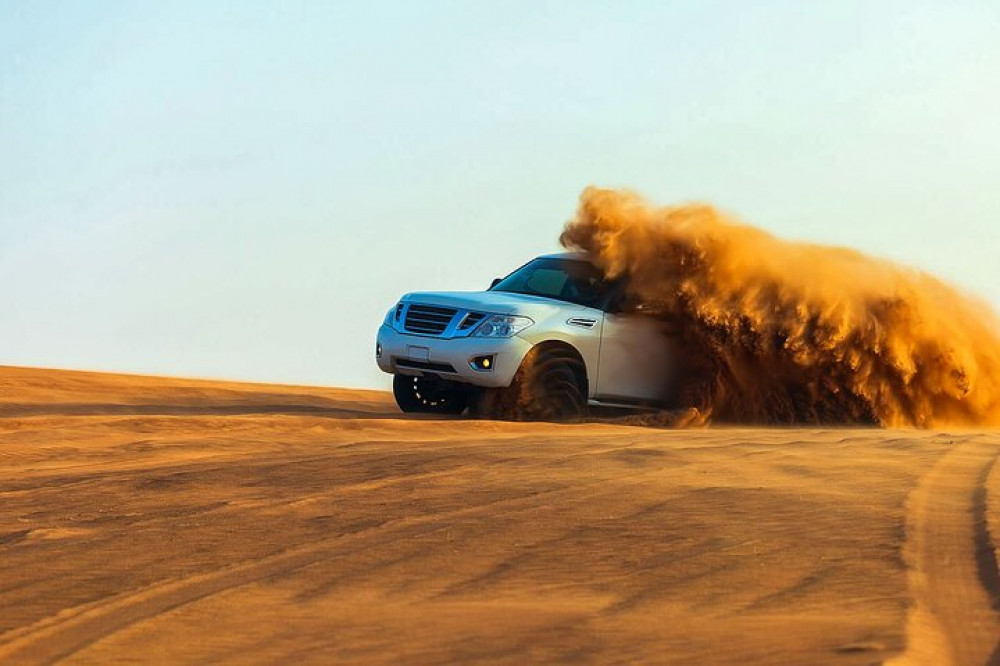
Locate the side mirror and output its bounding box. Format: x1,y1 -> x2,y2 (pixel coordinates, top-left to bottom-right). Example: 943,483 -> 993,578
489,278 -> 502,289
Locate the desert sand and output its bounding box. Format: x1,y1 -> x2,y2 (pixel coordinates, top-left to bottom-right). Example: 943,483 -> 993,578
0,365 -> 997,665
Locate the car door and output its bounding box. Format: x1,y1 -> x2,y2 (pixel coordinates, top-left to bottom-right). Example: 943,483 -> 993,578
595,309 -> 678,405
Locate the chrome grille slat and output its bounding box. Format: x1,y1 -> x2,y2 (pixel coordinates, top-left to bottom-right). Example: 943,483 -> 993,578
407,314 -> 452,322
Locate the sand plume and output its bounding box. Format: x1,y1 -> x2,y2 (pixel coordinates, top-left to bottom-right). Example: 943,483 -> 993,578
560,187 -> 1000,427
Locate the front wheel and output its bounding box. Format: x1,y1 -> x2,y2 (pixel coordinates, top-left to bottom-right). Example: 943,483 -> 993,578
471,346 -> 587,421
393,374 -> 468,415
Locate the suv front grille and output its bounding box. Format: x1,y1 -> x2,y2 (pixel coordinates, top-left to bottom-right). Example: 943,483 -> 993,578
403,304 -> 458,335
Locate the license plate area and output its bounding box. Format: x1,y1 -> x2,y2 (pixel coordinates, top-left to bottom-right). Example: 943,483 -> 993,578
407,346 -> 430,362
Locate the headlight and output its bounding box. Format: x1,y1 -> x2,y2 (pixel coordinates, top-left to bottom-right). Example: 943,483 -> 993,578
472,315 -> 534,338
383,307 -> 395,326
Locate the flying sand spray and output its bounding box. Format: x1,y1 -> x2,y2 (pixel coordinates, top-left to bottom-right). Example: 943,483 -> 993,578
560,188 -> 1000,427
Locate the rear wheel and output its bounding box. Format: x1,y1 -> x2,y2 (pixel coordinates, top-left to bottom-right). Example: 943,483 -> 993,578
393,374 -> 468,415
471,345 -> 587,421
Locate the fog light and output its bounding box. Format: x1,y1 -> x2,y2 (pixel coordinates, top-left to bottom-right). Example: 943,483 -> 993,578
470,355 -> 495,371
376,343 -> 383,359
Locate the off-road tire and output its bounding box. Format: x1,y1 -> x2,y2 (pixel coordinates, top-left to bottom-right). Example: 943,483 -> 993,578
471,346 -> 586,421
393,374 -> 468,415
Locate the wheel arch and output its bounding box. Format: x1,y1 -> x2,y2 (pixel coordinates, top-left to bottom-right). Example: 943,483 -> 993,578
527,340 -> 590,399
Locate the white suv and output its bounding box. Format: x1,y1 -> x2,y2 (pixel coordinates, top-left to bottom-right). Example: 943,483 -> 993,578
376,253 -> 676,420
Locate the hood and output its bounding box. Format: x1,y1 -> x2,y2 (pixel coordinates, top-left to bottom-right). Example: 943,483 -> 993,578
401,290 -> 583,315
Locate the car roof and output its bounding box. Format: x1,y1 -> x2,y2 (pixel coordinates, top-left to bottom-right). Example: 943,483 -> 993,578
536,251 -> 592,262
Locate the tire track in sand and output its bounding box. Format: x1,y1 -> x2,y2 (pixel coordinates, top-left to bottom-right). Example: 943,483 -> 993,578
888,440 -> 1000,666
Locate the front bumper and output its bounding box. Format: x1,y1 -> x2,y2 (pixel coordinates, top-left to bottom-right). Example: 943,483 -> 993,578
375,324 -> 531,388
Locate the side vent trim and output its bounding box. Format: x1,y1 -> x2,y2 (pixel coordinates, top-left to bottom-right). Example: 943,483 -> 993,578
567,317 -> 597,329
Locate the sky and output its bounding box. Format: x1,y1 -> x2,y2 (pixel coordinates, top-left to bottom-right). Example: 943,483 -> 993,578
2,1 -> 999,390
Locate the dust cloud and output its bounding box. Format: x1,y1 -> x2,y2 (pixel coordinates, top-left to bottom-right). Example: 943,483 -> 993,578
560,187 -> 1000,427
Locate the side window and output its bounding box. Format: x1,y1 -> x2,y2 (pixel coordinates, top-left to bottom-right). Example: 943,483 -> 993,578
603,279 -> 633,313
569,275 -> 605,306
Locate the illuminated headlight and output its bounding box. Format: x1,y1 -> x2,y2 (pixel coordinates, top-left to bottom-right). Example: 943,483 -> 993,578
472,315 -> 534,338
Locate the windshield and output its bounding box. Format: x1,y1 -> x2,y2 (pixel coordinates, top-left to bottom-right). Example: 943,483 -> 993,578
490,257 -> 612,308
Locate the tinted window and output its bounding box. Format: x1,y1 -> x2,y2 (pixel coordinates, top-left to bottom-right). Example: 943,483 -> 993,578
490,258 -> 611,308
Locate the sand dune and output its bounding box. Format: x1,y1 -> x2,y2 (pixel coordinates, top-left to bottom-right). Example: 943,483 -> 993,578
0,366 -> 997,664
